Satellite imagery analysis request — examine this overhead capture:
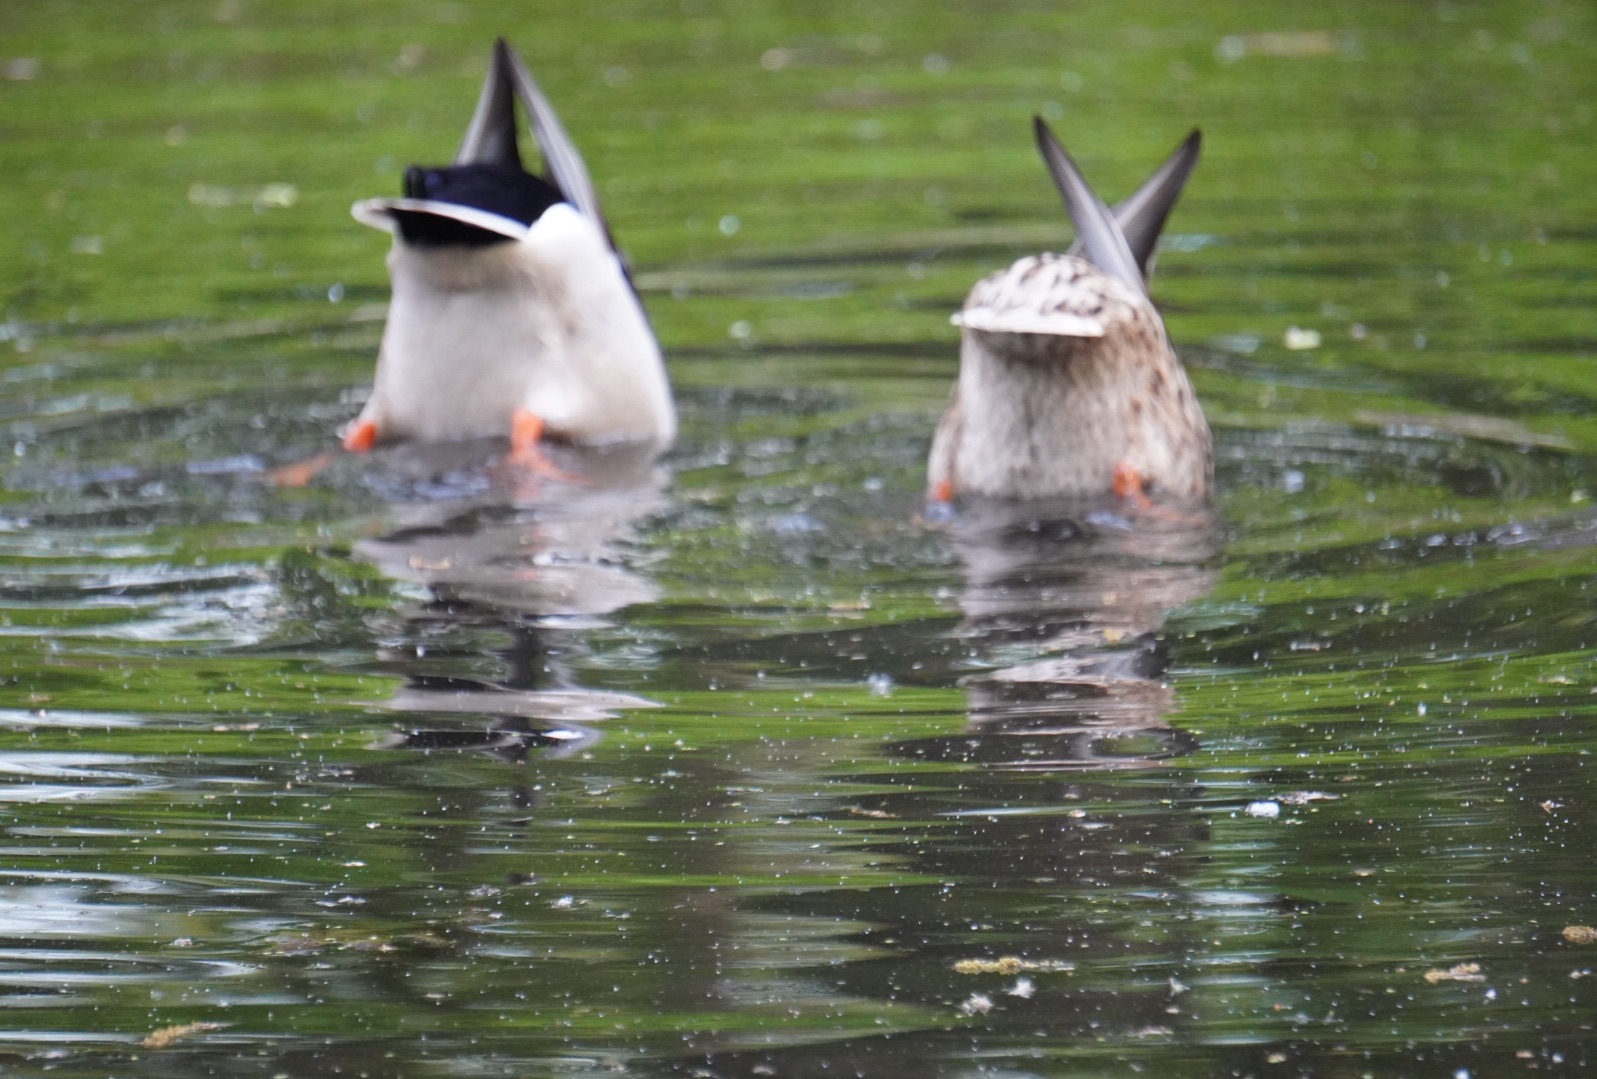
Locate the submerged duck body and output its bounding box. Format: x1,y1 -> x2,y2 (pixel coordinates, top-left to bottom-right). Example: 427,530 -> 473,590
929,119 -> 1211,504
346,39 -> 674,457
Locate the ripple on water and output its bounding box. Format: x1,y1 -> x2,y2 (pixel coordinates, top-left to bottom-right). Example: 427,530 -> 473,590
2,10 -> 1597,1071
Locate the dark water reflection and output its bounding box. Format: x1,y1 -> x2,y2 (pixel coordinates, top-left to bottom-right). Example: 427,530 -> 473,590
6,2 -> 1597,1076
912,500 -> 1218,768
351,441 -> 670,760
5,375 -> 1597,1078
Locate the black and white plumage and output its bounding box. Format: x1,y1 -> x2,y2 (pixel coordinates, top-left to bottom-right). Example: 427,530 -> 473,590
928,119 -> 1211,503
345,39 -> 674,455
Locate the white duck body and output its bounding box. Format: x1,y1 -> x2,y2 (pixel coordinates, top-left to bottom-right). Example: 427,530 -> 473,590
353,202 -> 674,447
930,252 -> 1210,501
345,39 -> 674,455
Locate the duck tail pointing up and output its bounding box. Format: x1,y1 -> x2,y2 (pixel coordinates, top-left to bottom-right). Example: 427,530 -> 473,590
1106,129 -> 1201,281
1032,116 -> 1146,295
449,39 -> 621,254
455,39 -> 522,170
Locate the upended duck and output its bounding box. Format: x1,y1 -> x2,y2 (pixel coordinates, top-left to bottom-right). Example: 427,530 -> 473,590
343,39 -> 675,467
928,118 -> 1211,505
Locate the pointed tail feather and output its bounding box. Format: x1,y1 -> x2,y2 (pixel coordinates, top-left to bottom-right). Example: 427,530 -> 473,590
455,40 -> 521,170
1032,117 -> 1146,295
454,40 -> 617,251
497,40 -> 614,246
1113,129 -> 1200,279
1069,129 -> 1201,281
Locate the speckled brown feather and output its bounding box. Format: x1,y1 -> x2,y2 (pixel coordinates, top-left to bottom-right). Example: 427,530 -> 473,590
928,123 -> 1211,503
930,254 -> 1211,501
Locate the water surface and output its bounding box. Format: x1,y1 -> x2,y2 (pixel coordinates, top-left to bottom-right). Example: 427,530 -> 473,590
3,2 -> 1597,1076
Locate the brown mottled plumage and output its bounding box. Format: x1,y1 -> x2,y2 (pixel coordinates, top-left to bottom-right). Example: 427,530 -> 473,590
928,120 -> 1211,503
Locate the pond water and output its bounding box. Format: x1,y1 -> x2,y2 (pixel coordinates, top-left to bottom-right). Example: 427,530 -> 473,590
3,2 -> 1597,1076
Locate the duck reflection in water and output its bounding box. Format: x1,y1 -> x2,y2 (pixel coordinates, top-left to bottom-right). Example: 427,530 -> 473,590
897,496 -> 1219,769
354,440 -> 668,762
658,503 -> 1222,1079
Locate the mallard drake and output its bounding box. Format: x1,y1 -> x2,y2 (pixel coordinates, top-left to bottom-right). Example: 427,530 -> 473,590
344,39 -> 674,467
928,118 -> 1210,504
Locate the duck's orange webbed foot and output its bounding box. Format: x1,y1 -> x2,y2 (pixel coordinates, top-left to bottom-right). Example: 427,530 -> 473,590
1112,461 -> 1153,509
505,408 -> 585,484
917,478 -> 958,526
343,419 -> 378,453
273,420 -> 371,487
269,450 -> 338,488
273,418 -> 372,488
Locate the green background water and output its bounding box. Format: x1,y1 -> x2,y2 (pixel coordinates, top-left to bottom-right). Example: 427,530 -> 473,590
2,1 -> 1596,1076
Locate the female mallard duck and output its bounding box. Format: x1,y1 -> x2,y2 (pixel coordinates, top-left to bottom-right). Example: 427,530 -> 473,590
928,118 -> 1211,505
344,39 -> 675,467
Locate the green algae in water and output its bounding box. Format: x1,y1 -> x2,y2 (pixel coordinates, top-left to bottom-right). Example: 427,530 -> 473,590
1,2 -> 1597,1076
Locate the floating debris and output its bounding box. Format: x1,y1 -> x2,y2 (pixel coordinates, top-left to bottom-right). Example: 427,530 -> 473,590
1423,962 -> 1485,984
1245,800 -> 1282,818
1279,791 -> 1339,805
1216,31 -> 1339,63
1353,409 -> 1574,451
255,183 -> 299,209
1130,1025 -> 1176,1038
187,182 -> 299,210
846,805 -> 898,819
140,1021 -> 226,1049
954,956 -> 1075,975
263,930 -> 439,956
957,992 -> 993,1016
1283,326 -> 1322,350
1563,926 -> 1597,945
264,933 -> 337,956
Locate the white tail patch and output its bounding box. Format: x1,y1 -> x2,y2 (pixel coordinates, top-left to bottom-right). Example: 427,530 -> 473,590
352,197 -> 532,241
952,307 -> 1106,338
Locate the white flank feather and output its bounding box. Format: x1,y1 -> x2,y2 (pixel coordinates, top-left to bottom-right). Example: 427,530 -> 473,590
951,307 -> 1105,337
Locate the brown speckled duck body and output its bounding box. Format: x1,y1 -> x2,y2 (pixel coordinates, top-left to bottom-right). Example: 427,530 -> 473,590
928,119 -> 1212,504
